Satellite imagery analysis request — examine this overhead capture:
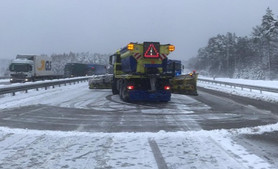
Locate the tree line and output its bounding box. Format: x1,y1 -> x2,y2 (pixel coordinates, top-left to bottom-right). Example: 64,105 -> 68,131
51,52 -> 110,75
187,8 -> 278,80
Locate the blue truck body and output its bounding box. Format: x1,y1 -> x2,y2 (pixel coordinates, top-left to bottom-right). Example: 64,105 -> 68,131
164,59 -> 182,76
128,90 -> 171,102
121,56 -> 137,73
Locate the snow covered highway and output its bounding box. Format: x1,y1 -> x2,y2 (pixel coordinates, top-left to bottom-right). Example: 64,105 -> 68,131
0,81 -> 278,168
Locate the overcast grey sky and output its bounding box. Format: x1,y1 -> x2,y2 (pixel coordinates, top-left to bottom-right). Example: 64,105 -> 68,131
0,0 -> 278,61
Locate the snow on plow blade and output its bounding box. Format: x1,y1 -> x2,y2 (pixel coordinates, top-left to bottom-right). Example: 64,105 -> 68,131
170,73 -> 198,95
88,74 -> 113,89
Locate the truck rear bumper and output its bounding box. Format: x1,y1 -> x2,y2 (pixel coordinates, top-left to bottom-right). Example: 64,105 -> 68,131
128,90 -> 171,102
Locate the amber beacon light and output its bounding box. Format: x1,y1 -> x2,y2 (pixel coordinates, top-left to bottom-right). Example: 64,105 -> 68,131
168,45 -> 175,52
127,43 -> 134,50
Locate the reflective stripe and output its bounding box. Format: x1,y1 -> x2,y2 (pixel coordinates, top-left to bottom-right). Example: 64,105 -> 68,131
159,54 -> 167,60
134,53 -> 142,60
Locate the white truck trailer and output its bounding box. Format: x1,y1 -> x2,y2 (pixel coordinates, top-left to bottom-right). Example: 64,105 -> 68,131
9,55 -> 55,83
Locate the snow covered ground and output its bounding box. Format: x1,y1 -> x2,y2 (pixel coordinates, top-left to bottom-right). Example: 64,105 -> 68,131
0,80 -> 278,168
199,76 -> 278,88
1,123 -> 278,168
198,76 -> 278,103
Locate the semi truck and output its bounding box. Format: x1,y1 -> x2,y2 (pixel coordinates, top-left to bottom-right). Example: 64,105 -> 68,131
165,60 -> 198,95
87,64 -> 107,75
9,55 -> 56,83
64,63 -> 107,77
109,42 -> 175,102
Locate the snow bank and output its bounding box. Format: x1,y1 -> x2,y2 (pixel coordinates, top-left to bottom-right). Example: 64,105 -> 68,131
199,76 -> 278,89
198,76 -> 278,103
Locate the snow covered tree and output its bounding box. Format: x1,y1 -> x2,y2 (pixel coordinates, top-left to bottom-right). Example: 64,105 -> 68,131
51,52 -> 110,75
189,7 -> 278,80
252,7 -> 278,79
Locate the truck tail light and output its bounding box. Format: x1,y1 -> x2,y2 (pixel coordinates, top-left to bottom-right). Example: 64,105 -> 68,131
164,85 -> 171,90
168,45 -> 175,52
127,85 -> 134,90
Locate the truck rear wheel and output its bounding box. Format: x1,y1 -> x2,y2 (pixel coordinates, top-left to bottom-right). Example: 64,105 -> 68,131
112,78 -> 119,95
120,83 -> 129,102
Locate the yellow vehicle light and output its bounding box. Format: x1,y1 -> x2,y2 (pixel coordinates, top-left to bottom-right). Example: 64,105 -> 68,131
168,45 -> 175,52
127,43 -> 134,50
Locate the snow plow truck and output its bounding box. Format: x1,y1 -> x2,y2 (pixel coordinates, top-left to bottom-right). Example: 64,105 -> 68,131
109,42 -> 175,102
165,60 -> 198,95
170,71 -> 198,95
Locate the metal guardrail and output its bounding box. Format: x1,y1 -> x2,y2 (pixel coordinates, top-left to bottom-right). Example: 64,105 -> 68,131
198,78 -> 278,94
0,77 -> 89,96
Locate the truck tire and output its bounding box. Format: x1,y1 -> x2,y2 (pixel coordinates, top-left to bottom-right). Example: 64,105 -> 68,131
112,78 -> 119,95
119,84 -> 123,100
120,83 -> 129,102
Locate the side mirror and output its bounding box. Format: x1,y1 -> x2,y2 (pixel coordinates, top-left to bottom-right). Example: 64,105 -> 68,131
172,62 -> 176,77
116,54 -> 121,62
109,54 -> 121,65
109,55 -> 113,65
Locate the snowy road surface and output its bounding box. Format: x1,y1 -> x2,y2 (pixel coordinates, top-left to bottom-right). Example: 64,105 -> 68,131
0,81 -> 278,168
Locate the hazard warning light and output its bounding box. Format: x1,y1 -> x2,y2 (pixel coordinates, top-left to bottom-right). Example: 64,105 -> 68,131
143,42 -> 160,58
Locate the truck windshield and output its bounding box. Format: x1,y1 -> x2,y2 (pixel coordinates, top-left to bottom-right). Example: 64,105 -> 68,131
9,63 -> 32,72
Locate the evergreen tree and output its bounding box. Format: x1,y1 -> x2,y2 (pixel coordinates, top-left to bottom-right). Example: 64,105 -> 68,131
51,52 -> 110,75
253,7 -> 278,79
189,7 -> 278,80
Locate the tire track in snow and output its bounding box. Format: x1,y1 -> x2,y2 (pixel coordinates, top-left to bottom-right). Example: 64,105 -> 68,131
148,138 -> 168,169
149,94 -> 272,169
